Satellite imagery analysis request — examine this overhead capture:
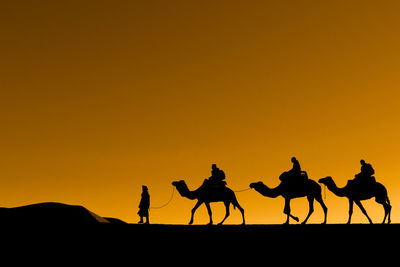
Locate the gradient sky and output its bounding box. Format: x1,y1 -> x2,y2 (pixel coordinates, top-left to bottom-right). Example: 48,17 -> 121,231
1,0 -> 399,224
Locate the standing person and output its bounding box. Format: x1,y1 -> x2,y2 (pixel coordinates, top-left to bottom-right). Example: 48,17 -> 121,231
138,185 -> 150,224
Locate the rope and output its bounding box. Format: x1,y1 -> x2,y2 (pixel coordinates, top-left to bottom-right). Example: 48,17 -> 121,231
150,186 -> 175,210
233,187 -> 251,193
150,184 -> 248,210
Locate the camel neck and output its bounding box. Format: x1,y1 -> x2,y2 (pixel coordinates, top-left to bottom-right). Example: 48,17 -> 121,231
176,182 -> 198,200
326,180 -> 347,197
255,183 -> 281,198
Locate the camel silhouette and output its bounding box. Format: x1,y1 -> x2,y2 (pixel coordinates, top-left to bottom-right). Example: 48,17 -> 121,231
171,180 -> 245,225
318,176 -> 391,224
250,179 -> 327,224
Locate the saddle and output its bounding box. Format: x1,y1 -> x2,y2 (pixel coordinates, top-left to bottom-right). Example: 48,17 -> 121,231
203,178 -> 227,191
279,171 -> 309,194
348,176 -> 376,192
279,171 -> 308,183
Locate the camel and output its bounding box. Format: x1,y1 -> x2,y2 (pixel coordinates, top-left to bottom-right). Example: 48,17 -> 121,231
250,179 -> 327,224
318,176 -> 391,224
171,180 -> 245,225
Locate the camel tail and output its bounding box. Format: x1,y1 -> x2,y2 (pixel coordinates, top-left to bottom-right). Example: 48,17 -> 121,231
232,194 -> 239,210
382,183 -> 391,205
232,199 -> 237,210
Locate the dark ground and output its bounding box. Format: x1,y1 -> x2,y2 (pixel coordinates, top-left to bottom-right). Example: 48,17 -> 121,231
1,203 -> 397,264
6,223 -> 398,262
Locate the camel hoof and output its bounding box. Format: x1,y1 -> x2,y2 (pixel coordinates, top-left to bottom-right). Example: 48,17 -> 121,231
188,221 -> 193,225
294,217 -> 299,222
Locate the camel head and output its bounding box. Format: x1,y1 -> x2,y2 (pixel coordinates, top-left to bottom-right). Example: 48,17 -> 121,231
249,181 -> 264,189
172,180 -> 185,187
318,176 -> 333,186
171,180 -> 192,198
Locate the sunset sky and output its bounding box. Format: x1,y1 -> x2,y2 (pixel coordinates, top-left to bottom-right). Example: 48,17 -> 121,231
1,1 -> 399,224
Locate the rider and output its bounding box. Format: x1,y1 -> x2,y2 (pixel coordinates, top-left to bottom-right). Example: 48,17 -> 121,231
280,157 -> 308,183
208,164 -> 226,187
353,159 -> 375,185
289,157 -> 301,177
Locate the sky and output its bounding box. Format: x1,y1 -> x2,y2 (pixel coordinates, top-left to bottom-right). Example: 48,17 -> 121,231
0,0 -> 399,224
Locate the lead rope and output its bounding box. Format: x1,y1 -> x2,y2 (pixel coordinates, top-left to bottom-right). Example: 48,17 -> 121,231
150,186 -> 175,210
150,184 -> 249,210
234,187 -> 251,193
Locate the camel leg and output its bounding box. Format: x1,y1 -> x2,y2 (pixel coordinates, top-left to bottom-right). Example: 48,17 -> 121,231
283,198 -> 299,224
205,202 -> 213,225
387,196 -> 392,224
230,196 -> 245,225
189,200 -> 203,225
301,196 -> 314,225
381,203 -> 388,224
218,201 -> 230,225
376,199 -> 388,224
355,200 -> 373,224
375,195 -> 391,224
284,213 -> 290,224
347,199 -> 353,224
315,194 -> 328,224
234,200 -> 245,225
386,195 -> 391,224
283,198 -> 290,224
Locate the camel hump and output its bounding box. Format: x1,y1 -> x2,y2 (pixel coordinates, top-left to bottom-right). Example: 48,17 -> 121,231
203,178 -> 227,189
347,177 -> 379,196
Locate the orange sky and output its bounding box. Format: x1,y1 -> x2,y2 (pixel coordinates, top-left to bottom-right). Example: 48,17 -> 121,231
0,1 -> 399,224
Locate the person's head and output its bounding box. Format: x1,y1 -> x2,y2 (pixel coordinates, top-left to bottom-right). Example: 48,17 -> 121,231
142,185 -> 148,192
291,157 -> 297,163
360,160 -> 366,165
212,164 -> 217,170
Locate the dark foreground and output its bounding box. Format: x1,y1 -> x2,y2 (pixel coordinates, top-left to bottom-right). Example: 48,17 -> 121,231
1,202 -> 397,264
1,202 -> 397,265
120,223 -> 398,246
5,223 -> 398,264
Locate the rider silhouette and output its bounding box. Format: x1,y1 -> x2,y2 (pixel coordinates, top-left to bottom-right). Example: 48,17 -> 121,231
289,157 -> 301,176
353,159 -> 375,185
280,157 -> 308,183
208,164 -> 226,187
